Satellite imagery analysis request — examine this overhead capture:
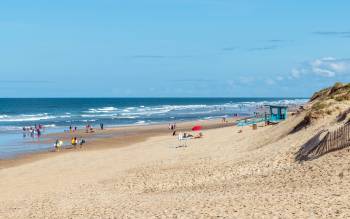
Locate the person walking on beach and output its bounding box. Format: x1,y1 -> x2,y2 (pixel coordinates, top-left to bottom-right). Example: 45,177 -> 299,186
100,123 -> 104,130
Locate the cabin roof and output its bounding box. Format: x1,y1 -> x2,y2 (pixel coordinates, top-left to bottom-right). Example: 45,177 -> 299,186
264,105 -> 288,109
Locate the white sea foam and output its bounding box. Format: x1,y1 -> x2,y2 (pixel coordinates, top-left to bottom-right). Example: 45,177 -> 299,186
0,114 -> 56,122
79,101 -> 307,120
81,114 -> 116,118
98,107 -> 118,112
81,119 -> 96,123
135,120 -> 146,125
112,100 -> 307,118
59,115 -> 71,118
85,107 -> 118,114
113,116 -> 138,119
44,124 -> 57,128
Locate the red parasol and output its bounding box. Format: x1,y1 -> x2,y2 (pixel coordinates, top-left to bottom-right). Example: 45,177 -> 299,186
192,125 -> 202,131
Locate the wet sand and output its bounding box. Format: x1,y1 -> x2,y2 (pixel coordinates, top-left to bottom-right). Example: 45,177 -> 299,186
0,119 -> 236,170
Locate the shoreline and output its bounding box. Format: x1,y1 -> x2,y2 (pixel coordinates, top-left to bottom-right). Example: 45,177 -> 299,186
0,118 -> 238,170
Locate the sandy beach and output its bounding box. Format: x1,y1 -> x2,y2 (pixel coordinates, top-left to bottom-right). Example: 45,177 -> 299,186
2,0 -> 349,217
1,101 -> 350,218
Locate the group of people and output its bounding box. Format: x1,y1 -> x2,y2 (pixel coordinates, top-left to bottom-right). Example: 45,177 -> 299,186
71,137 -> 86,147
85,123 -> 104,133
168,123 -> 177,136
180,132 -> 203,139
21,122 -> 108,152
22,124 -> 45,138
222,113 -> 240,123
56,123 -> 106,152
69,126 -> 78,132
54,137 -> 86,151
66,123 -> 104,134
168,123 -> 176,130
85,124 -> 95,133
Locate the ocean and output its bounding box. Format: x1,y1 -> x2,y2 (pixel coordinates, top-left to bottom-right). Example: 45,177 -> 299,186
0,98 -> 307,158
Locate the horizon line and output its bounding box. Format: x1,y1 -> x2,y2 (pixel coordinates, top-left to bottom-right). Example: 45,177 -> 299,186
0,96 -> 309,99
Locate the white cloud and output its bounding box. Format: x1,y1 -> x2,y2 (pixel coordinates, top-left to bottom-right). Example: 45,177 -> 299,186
291,57 -> 350,78
310,57 -> 350,77
312,67 -> 335,77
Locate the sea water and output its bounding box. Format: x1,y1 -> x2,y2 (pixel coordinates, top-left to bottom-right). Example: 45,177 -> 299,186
0,98 -> 307,158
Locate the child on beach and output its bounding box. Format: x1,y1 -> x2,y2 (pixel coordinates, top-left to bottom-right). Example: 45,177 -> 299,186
79,138 -> 86,148
54,139 -> 63,151
71,137 -> 77,147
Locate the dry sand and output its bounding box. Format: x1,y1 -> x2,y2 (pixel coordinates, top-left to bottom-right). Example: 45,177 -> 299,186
1,114 -> 350,218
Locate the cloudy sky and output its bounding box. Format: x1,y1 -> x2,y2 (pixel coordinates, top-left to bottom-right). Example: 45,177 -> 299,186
0,0 -> 350,97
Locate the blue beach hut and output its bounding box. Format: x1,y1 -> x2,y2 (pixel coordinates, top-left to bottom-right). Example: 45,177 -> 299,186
265,105 -> 288,122
236,105 -> 288,126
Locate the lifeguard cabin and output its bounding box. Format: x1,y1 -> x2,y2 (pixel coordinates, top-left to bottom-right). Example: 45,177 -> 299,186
265,105 -> 288,122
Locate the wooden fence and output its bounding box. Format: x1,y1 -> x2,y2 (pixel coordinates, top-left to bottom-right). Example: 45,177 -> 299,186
296,122 -> 350,161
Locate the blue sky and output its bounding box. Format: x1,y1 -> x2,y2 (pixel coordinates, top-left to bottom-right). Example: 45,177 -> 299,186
0,0 -> 350,97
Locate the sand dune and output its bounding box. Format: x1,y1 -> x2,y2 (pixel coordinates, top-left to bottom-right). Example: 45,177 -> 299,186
1,111 -> 350,218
